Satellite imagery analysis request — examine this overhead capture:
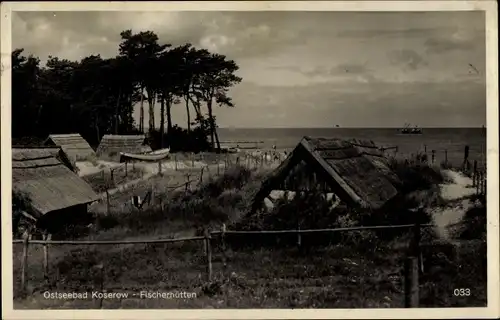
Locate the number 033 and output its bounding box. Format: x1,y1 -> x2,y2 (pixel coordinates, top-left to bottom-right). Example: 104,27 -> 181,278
453,288 -> 471,296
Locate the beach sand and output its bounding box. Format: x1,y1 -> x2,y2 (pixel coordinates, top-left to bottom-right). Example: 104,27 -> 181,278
431,170 -> 479,239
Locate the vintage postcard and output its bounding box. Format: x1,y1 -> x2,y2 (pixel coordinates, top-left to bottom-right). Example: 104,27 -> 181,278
1,1 -> 498,319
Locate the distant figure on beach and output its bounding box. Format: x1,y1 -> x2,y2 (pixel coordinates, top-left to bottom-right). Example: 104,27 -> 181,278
272,145 -> 276,150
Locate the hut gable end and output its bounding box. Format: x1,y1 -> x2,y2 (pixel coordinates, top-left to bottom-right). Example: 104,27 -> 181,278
250,136 -> 401,214
96,134 -> 152,161
44,133 -> 96,163
12,149 -> 99,217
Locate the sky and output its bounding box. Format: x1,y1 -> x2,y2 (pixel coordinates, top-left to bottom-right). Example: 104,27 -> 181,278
12,10 -> 486,128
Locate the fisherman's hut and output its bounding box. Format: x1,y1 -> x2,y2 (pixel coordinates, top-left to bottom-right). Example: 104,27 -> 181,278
250,136 -> 401,215
12,146 -> 77,172
44,133 -> 96,164
96,134 -> 152,162
12,149 -> 99,234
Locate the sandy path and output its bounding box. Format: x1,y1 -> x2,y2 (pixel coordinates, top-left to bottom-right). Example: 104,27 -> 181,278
431,170 -> 477,239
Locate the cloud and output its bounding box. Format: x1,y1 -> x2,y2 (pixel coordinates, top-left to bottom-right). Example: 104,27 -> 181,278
425,37 -> 477,54
268,63 -> 377,84
152,79 -> 485,128
12,11 -> 303,63
211,80 -> 486,127
337,27 -> 444,39
387,49 -> 427,70
424,26 -> 484,54
11,11 -> 486,127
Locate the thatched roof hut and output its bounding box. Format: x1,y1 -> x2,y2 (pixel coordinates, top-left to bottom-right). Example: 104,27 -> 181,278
12,148 -> 99,221
44,133 -> 95,163
250,136 -> 401,214
12,146 -> 76,172
96,134 -> 152,161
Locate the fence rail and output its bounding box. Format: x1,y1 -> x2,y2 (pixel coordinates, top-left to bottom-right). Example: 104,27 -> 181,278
14,222 -> 435,308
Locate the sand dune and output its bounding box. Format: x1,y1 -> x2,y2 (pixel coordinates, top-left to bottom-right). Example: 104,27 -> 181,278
431,170 -> 478,239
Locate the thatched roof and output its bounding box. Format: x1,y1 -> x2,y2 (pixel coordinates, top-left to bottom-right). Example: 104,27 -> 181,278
96,134 -> 152,161
44,133 -> 95,162
251,136 -> 401,213
12,146 -> 76,172
12,149 -> 99,217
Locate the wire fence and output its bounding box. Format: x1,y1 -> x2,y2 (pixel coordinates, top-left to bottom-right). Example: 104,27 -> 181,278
13,222 -> 440,308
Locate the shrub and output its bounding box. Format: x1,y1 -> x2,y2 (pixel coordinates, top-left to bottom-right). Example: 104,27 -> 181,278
148,124 -> 211,152
453,197 -> 486,240
388,157 -> 445,193
91,165 -> 256,236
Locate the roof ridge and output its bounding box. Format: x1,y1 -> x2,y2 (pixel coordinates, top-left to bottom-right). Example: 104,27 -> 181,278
13,163 -> 62,169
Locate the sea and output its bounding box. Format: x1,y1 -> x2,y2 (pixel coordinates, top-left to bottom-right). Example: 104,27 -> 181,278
217,127 -> 487,168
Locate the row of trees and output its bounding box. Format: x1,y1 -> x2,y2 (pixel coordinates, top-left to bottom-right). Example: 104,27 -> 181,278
12,30 -> 242,151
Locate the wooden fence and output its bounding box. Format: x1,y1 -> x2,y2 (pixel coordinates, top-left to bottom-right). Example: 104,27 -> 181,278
384,144 -> 487,172
472,160 -> 487,196
88,151 -> 284,215
14,222 -> 433,308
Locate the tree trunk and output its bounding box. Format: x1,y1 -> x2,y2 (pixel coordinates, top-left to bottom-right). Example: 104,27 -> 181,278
147,91 -> 156,134
139,86 -> 145,132
207,99 -> 215,150
185,96 -> 191,132
188,95 -> 203,121
115,87 -> 122,134
160,93 -> 165,149
214,128 -> 221,152
127,90 -> 134,131
166,96 -> 173,142
95,115 -> 100,145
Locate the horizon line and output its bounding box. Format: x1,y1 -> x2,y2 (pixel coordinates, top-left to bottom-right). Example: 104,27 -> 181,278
216,126 -> 487,129
140,125 -> 486,130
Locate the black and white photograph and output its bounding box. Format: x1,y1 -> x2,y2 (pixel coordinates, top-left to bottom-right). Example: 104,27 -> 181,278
1,1 -> 498,318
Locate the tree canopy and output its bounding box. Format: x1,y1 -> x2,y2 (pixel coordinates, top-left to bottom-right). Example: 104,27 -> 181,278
12,30 -> 242,152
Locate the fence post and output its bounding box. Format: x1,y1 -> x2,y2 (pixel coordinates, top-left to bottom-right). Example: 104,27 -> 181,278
191,153 -> 195,167
476,171 -> 481,195
483,172 -> 487,195
105,188 -> 111,215
199,167 -> 204,185
404,257 -> 419,307
204,229 -> 213,282
463,145 -> 470,171
483,169 -> 488,195
43,233 -> 51,285
414,218 -> 423,274
221,223 -> 227,273
94,264 -> 104,309
297,226 -> 302,249
110,168 -> 114,185
473,160 -> 478,187
125,162 -> 128,177
480,171 -> 485,195
174,154 -> 178,171
21,232 -> 29,295
431,150 -> 435,164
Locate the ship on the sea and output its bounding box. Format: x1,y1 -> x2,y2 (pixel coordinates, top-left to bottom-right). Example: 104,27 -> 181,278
400,123 -> 423,134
